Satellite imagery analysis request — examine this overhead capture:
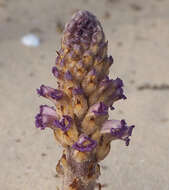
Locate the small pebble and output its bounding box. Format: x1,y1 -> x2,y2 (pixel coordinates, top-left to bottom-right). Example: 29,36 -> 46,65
21,34 -> 40,47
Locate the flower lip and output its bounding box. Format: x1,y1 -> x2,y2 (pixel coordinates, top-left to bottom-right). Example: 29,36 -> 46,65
35,113 -> 43,129
110,119 -> 135,146
113,77 -> 123,88
72,134 -> 97,152
92,102 -> 108,116
101,119 -> 135,146
36,85 -> 45,97
35,105 -> 57,130
110,78 -> 127,101
53,115 -> 72,132
100,76 -> 123,88
37,85 -> 63,100
111,87 -> 127,101
50,90 -> 63,100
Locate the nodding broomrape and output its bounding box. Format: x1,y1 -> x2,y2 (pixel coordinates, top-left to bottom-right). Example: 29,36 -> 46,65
35,10 -> 135,190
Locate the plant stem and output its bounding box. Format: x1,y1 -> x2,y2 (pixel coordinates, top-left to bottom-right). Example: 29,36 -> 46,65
57,148 -> 100,190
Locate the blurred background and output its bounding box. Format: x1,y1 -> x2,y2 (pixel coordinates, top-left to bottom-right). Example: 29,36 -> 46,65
0,0 -> 169,189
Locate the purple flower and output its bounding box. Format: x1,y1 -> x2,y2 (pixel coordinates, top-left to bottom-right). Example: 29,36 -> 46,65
53,115 -> 72,132
111,88 -> 127,100
101,120 -> 135,146
35,105 -> 57,130
37,85 -> 63,100
111,77 -> 126,100
52,66 -> 59,78
64,71 -> 72,80
72,87 -> 83,95
101,76 -> 123,88
112,77 -> 123,88
72,134 -> 97,152
92,102 -> 108,116
112,78 -> 127,100
99,76 -> 126,105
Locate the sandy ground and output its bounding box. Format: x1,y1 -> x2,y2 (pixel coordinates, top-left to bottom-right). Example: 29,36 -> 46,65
0,0 -> 169,189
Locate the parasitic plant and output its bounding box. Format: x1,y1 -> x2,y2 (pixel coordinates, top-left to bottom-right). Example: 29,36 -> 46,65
35,10 -> 135,190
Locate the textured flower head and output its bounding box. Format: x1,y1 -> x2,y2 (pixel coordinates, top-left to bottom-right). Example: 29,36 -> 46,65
64,10 -> 104,48
35,11 -> 135,184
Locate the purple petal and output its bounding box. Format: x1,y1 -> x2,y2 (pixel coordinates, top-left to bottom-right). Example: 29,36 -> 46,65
36,85 -> 63,100
35,105 -> 57,130
111,88 -> 127,100
112,78 -> 123,88
72,134 -> 97,152
53,115 -> 72,132
111,78 -> 127,100
92,102 -> 108,116
40,105 -> 56,116
50,90 -> 63,100
101,120 -> 135,146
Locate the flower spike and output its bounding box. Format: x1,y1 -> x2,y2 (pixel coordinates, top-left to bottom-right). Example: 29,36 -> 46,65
35,10 -> 135,190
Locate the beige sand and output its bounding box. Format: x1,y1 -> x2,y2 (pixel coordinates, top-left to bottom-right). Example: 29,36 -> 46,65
0,0 -> 169,189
